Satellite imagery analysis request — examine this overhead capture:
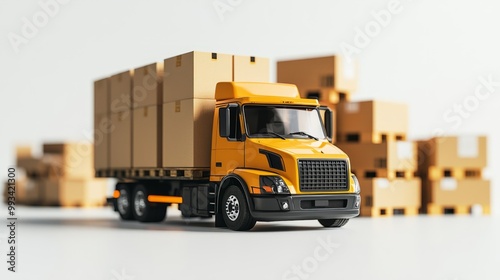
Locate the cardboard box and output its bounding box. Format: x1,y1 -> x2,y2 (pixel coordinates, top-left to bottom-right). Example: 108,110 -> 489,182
133,105 -> 161,168
43,143 -> 94,179
16,145 -> 32,159
94,78 -> 109,115
41,178 -> 59,206
110,111 -> 132,169
16,157 -> 49,177
423,178 -> 490,206
277,55 -> 358,99
2,178 -> 21,203
232,55 -> 269,82
417,136 -> 487,169
25,179 -> 44,205
42,178 -> 108,207
94,113 -> 111,170
336,100 -> 408,143
10,177 -> 43,205
163,51 -> 232,103
163,99 -> 215,168
133,62 -> 163,107
359,177 -> 421,209
60,178 -> 108,207
304,89 -> 348,107
110,70 -> 133,113
338,141 -> 417,177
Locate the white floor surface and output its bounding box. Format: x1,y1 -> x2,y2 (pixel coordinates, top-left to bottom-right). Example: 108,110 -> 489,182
0,205 -> 499,280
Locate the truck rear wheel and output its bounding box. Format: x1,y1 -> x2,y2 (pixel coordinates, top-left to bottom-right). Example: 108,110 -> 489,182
318,218 -> 349,228
132,185 -> 167,223
117,185 -> 134,220
221,185 -> 256,231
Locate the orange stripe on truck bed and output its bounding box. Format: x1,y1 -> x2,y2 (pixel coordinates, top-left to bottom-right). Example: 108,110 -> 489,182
148,195 -> 183,204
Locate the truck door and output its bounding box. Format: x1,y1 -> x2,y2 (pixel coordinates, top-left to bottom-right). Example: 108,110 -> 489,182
212,104 -> 245,175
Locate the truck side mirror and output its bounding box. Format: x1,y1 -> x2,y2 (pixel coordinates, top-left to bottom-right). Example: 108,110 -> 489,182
219,107 -> 230,138
323,108 -> 333,139
219,104 -> 240,139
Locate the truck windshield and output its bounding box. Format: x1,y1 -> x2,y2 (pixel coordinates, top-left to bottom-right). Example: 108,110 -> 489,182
243,106 -> 326,140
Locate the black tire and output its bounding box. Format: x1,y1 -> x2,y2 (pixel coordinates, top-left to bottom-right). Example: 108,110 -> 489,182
221,185 -> 256,231
132,185 -> 167,223
214,211 -> 226,228
116,184 -> 134,220
318,218 -> 349,228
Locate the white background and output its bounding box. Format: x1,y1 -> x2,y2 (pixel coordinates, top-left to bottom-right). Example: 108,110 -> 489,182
1,1 -> 500,279
1,1 -> 498,206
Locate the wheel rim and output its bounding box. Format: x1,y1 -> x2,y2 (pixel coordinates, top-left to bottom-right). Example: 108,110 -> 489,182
225,194 -> 240,221
134,190 -> 146,217
117,189 -> 129,215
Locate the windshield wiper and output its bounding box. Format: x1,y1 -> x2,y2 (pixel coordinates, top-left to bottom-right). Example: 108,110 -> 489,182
289,131 -> 318,141
261,131 -> 286,140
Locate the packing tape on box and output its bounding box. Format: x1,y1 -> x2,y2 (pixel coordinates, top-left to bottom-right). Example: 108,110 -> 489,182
458,136 -> 479,158
396,141 -> 413,159
375,178 -> 390,189
440,178 -> 457,190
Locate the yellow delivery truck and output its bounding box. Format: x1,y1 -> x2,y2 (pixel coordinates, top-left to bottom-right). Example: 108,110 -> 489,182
94,52 -> 360,231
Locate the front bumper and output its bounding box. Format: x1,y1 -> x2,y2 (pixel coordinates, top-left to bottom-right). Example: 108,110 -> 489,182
250,194 -> 360,221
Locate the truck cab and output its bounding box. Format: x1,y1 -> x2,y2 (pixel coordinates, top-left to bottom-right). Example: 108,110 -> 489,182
210,82 -> 360,230
108,81 -> 360,231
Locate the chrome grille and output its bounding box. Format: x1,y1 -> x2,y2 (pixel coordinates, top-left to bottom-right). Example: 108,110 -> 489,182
298,159 -> 349,191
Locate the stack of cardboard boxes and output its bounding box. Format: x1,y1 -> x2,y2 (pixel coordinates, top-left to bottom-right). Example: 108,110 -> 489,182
277,55 -> 358,143
91,52 -> 491,217
110,70 -> 134,175
3,146 -> 43,205
94,51 -> 269,175
277,55 -> 358,105
96,63 -> 163,177
418,136 -> 490,215
277,55 -> 420,217
4,143 -> 108,207
336,101 -> 421,217
94,78 -> 110,174
133,63 -> 164,174
162,52 -> 231,169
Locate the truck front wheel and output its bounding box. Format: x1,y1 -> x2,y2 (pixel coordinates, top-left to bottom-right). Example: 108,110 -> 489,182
318,219 -> 349,228
132,185 -> 167,223
222,185 -> 256,231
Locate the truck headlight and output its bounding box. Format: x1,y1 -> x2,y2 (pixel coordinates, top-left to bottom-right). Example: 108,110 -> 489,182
260,176 -> 290,194
351,174 -> 360,194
